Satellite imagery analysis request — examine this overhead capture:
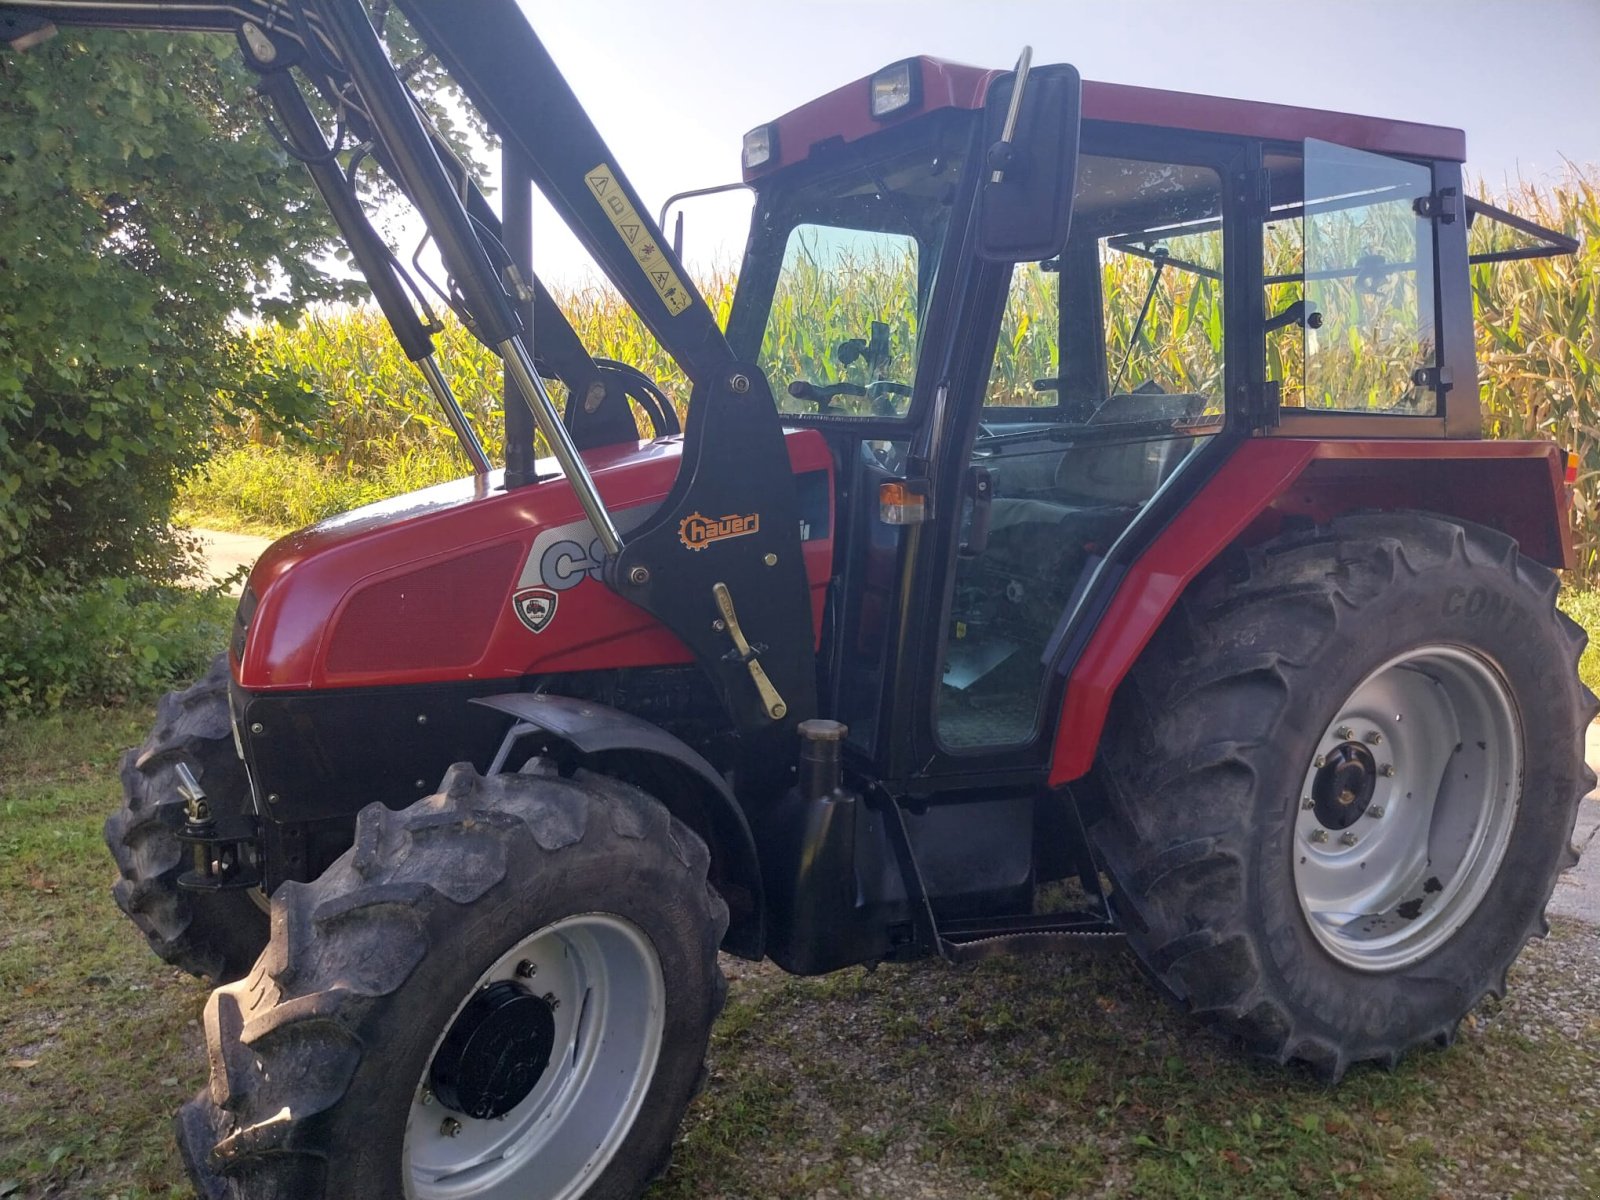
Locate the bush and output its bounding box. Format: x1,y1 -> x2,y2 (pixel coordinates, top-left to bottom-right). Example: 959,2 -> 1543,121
0,31 -> 349,607
0,575 -> 233,718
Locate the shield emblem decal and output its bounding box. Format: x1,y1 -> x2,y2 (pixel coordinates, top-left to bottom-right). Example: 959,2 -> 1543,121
512,587 -> 558,634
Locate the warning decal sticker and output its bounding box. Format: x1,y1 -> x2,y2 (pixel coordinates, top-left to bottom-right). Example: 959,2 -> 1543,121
586,163 -> 692,316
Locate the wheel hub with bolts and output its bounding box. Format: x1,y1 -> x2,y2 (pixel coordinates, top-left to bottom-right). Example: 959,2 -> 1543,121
1310,740 -> 1378,831
428,981 -> 557,1120
403,912 -> 665,1200
1293,645 -> 1523,973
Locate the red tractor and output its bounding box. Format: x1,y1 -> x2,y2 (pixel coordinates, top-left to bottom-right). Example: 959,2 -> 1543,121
4,2 -> 1590,1197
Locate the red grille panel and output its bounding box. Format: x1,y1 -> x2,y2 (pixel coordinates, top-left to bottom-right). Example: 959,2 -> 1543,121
324,542 -> 523,676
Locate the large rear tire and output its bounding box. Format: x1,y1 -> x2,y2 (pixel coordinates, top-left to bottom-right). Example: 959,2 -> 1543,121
106,655 -> 269,983
1091,512 -> 1595,1079
176,760 -> 728,1200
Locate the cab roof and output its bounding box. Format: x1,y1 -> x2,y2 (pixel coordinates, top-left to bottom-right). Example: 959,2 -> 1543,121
743,56 -> 1466,180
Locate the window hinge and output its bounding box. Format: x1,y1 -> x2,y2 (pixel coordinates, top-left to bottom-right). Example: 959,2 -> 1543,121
1412,365 -> 1454,392
1240,379 -> 1281,429
1413,188 -> 1459,224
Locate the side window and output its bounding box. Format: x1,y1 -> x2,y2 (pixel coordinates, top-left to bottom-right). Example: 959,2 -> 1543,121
936,154 -> 1225,751
984,155 -> 1226,423
1267,140 -> 1440,415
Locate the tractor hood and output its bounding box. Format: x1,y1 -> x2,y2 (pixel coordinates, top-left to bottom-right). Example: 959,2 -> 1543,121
232,430 -> 834,692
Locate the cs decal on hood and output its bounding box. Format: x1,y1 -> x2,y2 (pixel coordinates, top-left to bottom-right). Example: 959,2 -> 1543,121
512,587 -> 559,634
678,511 -> 760,551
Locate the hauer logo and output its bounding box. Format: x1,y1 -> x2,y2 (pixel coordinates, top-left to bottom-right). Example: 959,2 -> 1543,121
677,511 -> 760,551
512,587 -> 558,634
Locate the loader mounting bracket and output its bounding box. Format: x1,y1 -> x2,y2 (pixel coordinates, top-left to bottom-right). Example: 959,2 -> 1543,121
606,365 -> 818,795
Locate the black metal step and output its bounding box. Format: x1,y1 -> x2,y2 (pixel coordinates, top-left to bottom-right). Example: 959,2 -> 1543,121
938,911 -> 1124,963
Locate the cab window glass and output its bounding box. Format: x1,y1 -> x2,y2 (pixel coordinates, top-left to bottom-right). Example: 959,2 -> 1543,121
1266,140 -> 1440,414
985,155 -> 1225,425
760,226 -> 919,418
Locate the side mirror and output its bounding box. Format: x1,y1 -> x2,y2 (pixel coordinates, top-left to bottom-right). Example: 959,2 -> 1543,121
976,55 -> 1082,263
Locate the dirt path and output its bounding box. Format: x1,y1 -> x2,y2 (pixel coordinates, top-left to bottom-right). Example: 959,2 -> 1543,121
183,526 -> 273,593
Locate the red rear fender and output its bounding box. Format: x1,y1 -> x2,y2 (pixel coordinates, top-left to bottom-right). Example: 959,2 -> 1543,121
1048,438 -> 1570,786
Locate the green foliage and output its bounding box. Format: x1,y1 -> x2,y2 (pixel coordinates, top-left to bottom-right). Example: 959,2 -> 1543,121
1473,174 -> 1600,579
177,279 -> 737,530
0,31 -> 355,603
0,576 -> 232,718
1558,586 -> 1600,696
758,239 -> 922,417
0,15 -> 495,717
184,177 -> 1599,593
179,441 -> 466,532
0,8 -> 491,604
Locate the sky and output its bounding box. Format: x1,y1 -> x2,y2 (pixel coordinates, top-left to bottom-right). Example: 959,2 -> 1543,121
470,0 -> 1600,286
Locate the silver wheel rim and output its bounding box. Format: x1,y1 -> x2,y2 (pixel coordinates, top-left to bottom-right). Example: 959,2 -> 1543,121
1292,645 -> 1523,973
403,913 -> 665,1200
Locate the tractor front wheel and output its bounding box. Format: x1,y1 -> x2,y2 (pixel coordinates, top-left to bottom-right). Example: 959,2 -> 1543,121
107,655 -> 269,983
176,761 -> 727,1200
1092,512 -> 1594,1078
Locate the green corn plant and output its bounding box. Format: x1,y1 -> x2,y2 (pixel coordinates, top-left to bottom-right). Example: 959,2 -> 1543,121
1473,172 -> 1599,578
192,174 -> 1597,579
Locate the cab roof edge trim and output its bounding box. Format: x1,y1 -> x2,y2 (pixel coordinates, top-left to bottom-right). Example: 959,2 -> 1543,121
746,57 -> 1466,181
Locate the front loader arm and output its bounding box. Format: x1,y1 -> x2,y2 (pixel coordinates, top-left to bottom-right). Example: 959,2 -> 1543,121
392,0 -> 736,388
6,0 -> 821,762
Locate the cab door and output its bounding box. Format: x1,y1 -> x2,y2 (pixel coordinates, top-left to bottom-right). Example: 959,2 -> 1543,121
900,127 -> 1258,782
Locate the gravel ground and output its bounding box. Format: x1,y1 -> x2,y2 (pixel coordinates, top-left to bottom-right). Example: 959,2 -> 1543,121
650,911 -> 1600,1200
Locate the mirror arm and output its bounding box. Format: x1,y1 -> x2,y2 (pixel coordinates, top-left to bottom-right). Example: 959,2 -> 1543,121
985,45 -> 1036,184
988,45 -> 1033,184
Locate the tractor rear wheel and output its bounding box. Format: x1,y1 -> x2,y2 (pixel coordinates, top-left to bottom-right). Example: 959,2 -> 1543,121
1091,512 -> 1594,1078
106,655 -> 269,983
176,760 -> 728,1200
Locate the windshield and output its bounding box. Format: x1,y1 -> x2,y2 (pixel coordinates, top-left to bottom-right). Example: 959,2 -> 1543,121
727,114 -> 973,420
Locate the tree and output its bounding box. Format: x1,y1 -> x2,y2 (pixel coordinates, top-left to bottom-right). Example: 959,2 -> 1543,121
0,16 -> 485,606
0,28 -> 349,601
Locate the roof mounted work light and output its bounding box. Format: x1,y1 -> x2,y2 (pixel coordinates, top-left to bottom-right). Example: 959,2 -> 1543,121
742,124 -> 777,170
869,59 -> 921,119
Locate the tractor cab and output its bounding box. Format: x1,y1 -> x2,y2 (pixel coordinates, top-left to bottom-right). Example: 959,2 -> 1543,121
720,57 -> 1575,796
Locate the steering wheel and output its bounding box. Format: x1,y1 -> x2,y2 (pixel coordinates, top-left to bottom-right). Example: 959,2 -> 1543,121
867,379 -> 913,417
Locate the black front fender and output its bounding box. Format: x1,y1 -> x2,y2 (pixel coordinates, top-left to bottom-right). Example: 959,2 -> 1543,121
472,692 -> 765,958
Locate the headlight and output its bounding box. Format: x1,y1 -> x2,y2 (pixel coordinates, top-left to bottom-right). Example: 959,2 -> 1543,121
869,59 -> 920,119
742,124 -> 777,171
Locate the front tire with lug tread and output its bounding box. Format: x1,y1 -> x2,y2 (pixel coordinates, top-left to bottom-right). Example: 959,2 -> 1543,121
106,654 -> 269,983
1091,512 -> 1595,1079
176,760 -> 728,1200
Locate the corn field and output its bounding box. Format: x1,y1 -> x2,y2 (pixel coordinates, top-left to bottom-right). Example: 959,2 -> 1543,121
189,173 -> 1599,577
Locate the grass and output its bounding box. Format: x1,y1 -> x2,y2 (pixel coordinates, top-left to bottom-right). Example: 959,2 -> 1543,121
2,702 -> 1598,1199
0,704 -> 199,1200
